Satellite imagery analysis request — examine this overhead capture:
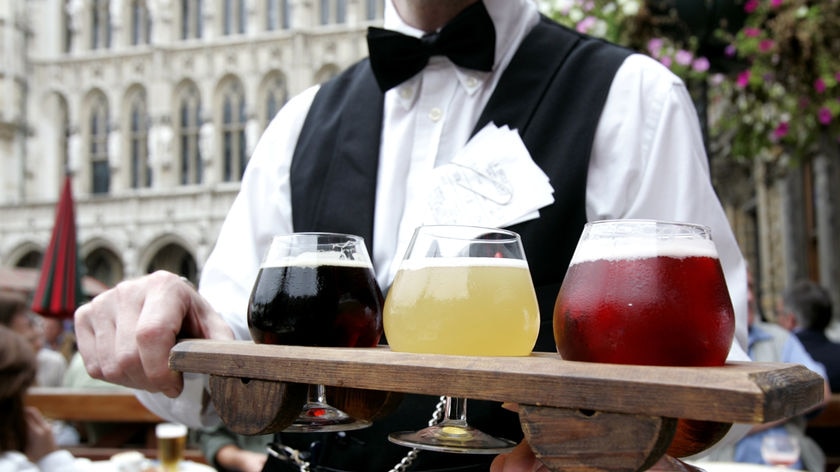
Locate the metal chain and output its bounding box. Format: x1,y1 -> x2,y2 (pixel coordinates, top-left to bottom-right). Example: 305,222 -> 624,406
269,395 -> 447,472
267,443 -> 311,472
387,395 -> 447,472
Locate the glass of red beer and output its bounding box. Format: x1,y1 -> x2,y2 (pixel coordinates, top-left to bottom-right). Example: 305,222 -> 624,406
247,233 -> 384,432
554,220 -> 736,456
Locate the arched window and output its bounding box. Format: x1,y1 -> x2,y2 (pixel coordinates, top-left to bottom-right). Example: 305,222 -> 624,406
266,0 -> 291,30
178,84 -> 203,185
181,0 -> 203,40
92,0 -> 112,49
130,0 -> 151,45
223,0 -> 247,35
320,0 -> 347,25
129,90 -> 151,188
221,80 -> 247,182
264,73 -> 288,128
89,94 -> 110,194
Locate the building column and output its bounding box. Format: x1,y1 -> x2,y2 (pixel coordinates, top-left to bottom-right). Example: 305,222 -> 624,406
814,137 -> 840,332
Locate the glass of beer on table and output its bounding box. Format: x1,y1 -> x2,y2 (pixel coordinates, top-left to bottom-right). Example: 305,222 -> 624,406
247,232 -> 384,432
384,225 -> 540,453
554,219 -> 736,457
156,422 -> 187,472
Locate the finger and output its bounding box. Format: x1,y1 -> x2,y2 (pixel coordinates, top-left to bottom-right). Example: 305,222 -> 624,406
24,407 -> 50,433
135,271 -> 194,397
75,291 -> 122,383
94,278 -> 152,389
490,453 -> 507,472
492,441 -> 547,472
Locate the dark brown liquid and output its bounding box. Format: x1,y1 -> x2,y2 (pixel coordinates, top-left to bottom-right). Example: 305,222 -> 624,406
248,263 -> 383,347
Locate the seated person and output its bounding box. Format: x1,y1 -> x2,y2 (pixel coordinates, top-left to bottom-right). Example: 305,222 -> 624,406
700,274 -> 830,471
0,325 -> 82,471
782,280 -> 840,393
196,423 -> 271,472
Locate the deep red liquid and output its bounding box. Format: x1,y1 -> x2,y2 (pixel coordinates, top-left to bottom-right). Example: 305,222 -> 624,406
248,264 -> 384,347
554,255 -> 734,367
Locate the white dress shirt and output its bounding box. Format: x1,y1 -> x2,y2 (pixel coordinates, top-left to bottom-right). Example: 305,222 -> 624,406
138,0 -> 750,437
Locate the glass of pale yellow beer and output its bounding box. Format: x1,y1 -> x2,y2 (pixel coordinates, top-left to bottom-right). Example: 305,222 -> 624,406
384,225 -> 540,453
155,422 -> 187,472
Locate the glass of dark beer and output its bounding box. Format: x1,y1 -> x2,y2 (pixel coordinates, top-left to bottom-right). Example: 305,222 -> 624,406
247,232 -> 384,432
554,219 -> 736,457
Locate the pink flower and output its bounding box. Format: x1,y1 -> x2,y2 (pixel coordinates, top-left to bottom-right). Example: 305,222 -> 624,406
745,0 -> 760,13
814,78 -> 826,93
576,16 -> 596,33
737,70 -> 751,88
770,0 -> 783,7
675,50 -> 693,66
648,38 -> 664,58
692,57 -> 710,73
773,122 -> 789,139
725,44 -> 737,57
744,27 -> 761,38
660,55 -> 672,68
818,107 -> 833,125
759,39 -> 774,52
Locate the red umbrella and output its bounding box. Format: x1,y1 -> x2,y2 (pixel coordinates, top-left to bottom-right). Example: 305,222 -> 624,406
31,175 -> 84,319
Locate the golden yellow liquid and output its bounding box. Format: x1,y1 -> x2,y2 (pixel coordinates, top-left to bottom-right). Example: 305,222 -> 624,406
156,424 -> 187,472
383,258 -> 539,356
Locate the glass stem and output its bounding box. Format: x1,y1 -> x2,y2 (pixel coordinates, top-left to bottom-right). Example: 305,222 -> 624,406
309,384 -> 327,405
443,396 -> 469,426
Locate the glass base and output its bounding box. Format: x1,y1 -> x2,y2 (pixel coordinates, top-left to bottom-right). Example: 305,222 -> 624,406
388,423 -> 517,454
283,402 -> 371,433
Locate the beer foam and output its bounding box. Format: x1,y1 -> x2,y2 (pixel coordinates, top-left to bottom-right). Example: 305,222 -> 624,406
155,423 -> 187,439
570,237 -> 719,264
399,256 -> 529,272
262,251 -> 372,268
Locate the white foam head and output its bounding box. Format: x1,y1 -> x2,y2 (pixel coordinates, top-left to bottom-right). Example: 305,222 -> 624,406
400,256 -> 529,272
262,251 -> 372,269
570,236 -> 719,265
155,422 -> 187,439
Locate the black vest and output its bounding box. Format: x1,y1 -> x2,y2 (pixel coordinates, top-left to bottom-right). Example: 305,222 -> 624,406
283,16 -> 631,472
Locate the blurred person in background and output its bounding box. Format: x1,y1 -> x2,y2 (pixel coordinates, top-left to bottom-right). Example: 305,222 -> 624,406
196,424 -> 271,472
700,271 -> 829,471
781,280 -> 840,393
0,293 -> 68,388
0,325 -> 82,471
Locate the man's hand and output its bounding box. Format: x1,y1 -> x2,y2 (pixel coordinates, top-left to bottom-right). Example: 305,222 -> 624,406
491,441 -> 549,472
75,270 -> 234,397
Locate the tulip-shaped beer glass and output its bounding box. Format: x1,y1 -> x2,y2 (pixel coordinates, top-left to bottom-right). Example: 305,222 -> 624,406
554,219 -> 736,457
384,225 -> 540,453
247,233 -> 384,432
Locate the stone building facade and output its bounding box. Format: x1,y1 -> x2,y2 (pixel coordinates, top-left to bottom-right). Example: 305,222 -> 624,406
0,0 -> 381,287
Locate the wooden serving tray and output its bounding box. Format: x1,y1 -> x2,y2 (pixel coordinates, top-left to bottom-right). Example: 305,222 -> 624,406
169,340 -> 824,471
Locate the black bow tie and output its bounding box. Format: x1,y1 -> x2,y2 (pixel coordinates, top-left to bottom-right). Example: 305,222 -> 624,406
366,1 -> 496,92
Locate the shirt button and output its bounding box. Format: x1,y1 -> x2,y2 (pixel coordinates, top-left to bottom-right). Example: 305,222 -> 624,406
465,76 -> 478,88
429,107 -> 443,122
399,86 -> 413,99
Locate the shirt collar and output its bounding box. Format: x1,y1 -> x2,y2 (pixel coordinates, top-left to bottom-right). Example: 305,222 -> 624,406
384,0 -> 538,109
383,0 -> 539,74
